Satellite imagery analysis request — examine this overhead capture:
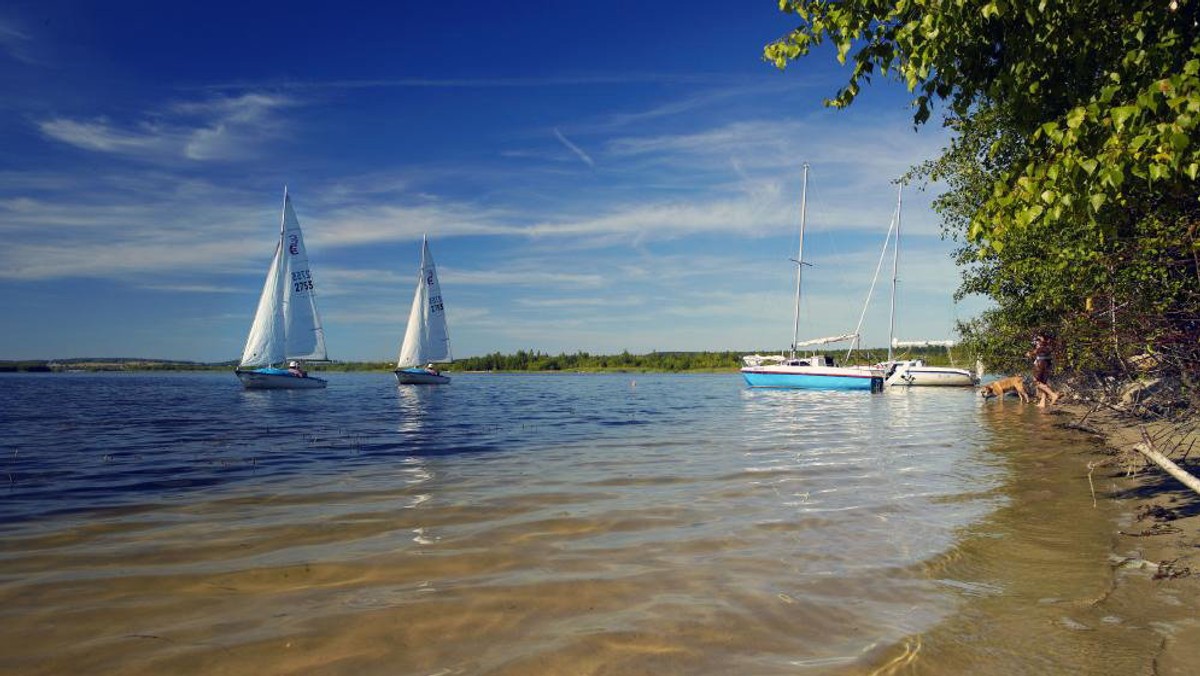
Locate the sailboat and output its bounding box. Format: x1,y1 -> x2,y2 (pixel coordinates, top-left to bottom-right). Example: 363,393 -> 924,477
741,164 -> 885,390
884,340 -> 979,387
395,235 -> 452,385
876,186 -> 977,388
235,188 -> 329,390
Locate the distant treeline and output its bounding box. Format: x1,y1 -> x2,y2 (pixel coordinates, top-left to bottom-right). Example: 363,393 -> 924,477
0,361 -> 55,372
1,346 -> 975,374
452,350 -> 745,372
448,346 -> 973,372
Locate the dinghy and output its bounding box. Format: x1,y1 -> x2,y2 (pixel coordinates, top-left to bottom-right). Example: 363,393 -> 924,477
395,235 -> 452,385
235,188 -> 329,390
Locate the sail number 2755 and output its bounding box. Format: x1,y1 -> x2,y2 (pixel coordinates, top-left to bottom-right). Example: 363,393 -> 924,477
292,269 -> 314,292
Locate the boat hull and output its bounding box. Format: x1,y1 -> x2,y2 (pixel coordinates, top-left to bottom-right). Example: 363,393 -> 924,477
884,362 -> 977,387
395,368 -> 450,385
235,368 -> 327,389
741,365 -> 884,391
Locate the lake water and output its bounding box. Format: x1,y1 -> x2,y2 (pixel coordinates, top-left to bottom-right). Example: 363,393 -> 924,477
0,372 -> 1163,674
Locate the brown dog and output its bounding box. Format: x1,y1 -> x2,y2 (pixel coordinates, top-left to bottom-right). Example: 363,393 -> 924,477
979,375 -> 1030,402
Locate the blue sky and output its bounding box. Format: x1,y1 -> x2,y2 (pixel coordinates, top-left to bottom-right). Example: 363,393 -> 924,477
0,1 -> 986,362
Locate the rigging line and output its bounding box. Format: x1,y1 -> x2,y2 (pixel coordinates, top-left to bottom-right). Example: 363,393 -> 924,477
846,201 -> 900,362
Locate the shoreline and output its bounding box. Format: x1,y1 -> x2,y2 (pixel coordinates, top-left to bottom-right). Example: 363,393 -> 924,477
1056,399 -> 1200,671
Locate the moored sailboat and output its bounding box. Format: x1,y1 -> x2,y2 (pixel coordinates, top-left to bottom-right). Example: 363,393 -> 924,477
874,187 -> 977,388
883,339 -> 979,387
395,235 -> 452,385
740,164 -> 885,391
235,188 -> 329,390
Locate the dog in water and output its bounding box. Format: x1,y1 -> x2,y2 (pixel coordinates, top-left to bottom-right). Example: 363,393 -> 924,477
979,375 -> 1030,402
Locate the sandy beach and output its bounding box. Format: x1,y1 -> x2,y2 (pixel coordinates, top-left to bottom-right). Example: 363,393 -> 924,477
1056,401 -> 1200,673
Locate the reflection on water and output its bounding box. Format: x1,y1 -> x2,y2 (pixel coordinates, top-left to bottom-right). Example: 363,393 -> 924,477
0,373 -> 1149,673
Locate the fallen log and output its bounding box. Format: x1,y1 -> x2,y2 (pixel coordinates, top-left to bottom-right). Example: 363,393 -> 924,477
1132,428 -> 1200,497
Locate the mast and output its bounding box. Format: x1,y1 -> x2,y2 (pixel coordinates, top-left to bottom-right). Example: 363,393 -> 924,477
790,163 -> 809,358
278,184 -> 289,362
887,185 -> 902,362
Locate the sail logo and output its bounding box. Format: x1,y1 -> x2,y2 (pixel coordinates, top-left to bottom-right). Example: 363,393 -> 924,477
288,234 -> 300,255
429,295 -> 444,313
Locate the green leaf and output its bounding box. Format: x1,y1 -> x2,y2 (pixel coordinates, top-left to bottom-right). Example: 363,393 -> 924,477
1089,193 -> 1107,212
1111,105 -> 1139,130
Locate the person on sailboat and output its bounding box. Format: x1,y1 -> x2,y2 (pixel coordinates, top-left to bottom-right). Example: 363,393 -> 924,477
424,363 -> 440,376
288,360 -> 307,378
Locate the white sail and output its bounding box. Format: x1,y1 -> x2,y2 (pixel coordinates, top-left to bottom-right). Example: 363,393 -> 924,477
239,189 -> 327,368
397,236 -> 451,368
239,240 -> 286,368
279,194 -> 328,361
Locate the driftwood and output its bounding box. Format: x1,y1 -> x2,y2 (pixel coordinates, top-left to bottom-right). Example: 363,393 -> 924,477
1132,428 -> 1200,497
1064,420 -> 1106,437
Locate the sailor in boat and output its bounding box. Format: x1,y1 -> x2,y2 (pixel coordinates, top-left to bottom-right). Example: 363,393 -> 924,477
288,360 -> 308,378
424,363 -> 440,376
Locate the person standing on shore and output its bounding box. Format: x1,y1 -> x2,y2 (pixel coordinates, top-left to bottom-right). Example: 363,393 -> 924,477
1028,332 -> 1060,407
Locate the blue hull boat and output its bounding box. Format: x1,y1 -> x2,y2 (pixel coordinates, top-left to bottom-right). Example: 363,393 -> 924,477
741,362 -> 883,391
741,164 -> 884,393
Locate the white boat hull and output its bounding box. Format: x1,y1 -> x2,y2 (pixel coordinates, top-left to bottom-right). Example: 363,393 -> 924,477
236,369 -> 327,389
884,361 -> 976,387
395,368 -> 450,385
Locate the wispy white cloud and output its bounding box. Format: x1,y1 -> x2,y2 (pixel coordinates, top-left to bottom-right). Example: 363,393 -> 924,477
138,283 -> 244,294
197,73 -> 744,92
37,93 -> 299,163
0,16 -> 38,65
553,128 -> 595,169
447,268 -> 607,289
307,201 -> 523,247
515,296 -> 639,308
0,178 -> 271,280
525,190 -> 791,241
37,118 -> 175,156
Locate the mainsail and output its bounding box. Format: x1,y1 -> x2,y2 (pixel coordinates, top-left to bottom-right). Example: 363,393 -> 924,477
279,194 -> 327,361
239,190 -> 327,368
397,236 -> 451,368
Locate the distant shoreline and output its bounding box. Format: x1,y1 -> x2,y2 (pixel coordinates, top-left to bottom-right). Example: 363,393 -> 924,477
0,363 -> 743,375
0,346 -> 973,374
